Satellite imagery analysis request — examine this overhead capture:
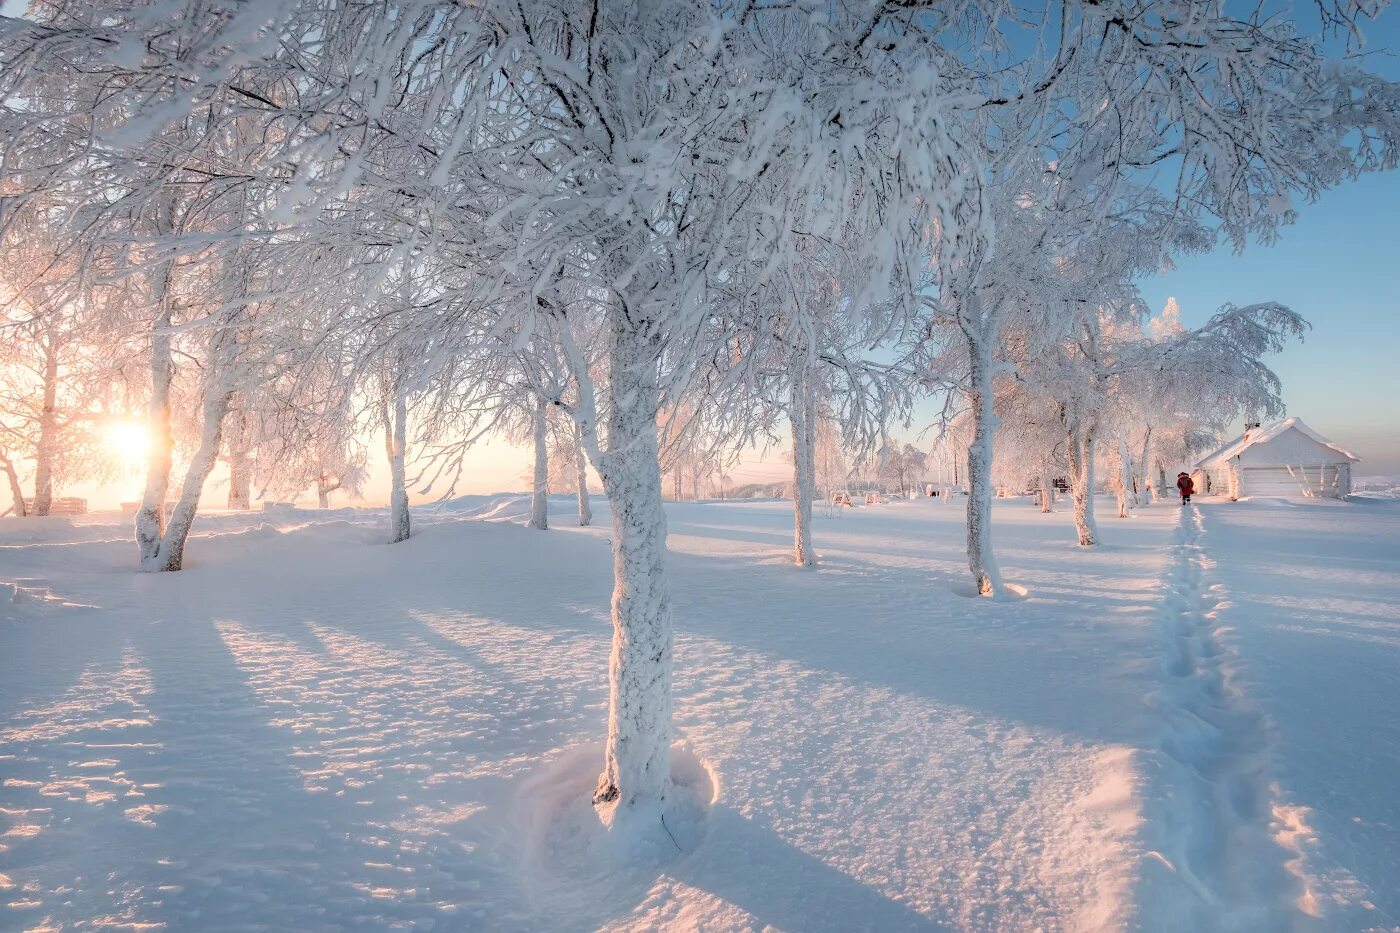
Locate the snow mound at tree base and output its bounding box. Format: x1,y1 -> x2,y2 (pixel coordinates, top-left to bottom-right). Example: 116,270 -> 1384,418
949,580 -> 1030,600
520,742 -> 716,883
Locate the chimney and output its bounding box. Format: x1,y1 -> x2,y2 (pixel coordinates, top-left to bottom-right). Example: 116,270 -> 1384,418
1244,422 -> 1261,440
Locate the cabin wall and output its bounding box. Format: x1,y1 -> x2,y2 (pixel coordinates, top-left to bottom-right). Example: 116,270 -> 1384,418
1192,468 -> 1230,497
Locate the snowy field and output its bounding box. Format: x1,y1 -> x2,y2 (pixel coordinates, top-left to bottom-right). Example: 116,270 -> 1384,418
2,494 -> 1397,931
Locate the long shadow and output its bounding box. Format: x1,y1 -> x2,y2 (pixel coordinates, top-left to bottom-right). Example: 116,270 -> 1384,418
0,605 -> 130,720
5,544 -> 614,930
3,501 -> 1160,929
403,505 -> 1162,745
676,806 -> 945,930
124,602 -> 481,929
655,540 -> 1160,744
569,806 -> 944,931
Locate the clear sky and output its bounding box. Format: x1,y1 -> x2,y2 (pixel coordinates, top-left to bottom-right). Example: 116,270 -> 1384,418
1137,170 -> 1400,473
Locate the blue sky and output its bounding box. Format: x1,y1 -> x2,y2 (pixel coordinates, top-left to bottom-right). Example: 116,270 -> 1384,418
1137,171 -> 1400,472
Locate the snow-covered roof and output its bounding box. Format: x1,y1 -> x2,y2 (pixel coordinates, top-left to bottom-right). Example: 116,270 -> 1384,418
1192,417 -> 1360,470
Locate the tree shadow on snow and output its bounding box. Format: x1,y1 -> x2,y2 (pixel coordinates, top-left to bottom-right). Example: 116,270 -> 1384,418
669,805 -> 946,931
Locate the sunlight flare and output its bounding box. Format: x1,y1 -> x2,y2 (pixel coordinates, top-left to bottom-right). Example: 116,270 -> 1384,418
104,420 -> 151,470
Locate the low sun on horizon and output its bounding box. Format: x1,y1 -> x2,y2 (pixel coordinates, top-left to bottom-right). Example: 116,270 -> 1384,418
103,419 -> 150,471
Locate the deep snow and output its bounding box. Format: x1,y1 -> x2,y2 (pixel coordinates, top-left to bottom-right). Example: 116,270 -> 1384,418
0,493 -> 1396,930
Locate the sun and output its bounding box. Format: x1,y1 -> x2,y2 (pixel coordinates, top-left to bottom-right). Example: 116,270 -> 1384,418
104,420 -> 151,469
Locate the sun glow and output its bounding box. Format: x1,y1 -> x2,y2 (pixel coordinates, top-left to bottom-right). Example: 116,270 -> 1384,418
104,420 -> 151,469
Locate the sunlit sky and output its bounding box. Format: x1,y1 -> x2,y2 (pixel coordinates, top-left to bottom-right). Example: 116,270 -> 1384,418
45,5 -> 1400,508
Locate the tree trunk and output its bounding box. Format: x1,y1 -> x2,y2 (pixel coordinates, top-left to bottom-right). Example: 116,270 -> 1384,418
790,364 -> 817,567
1140,427 -> 1155,505
528,396 -> 548,530
225,396 -> 252,510
142,310 -> 240,571
136,309 -> 174,565
387,392 -> 411,543
575,423 -> 593,527
31,342 -> 59,516
1115,438 -> 1131,519
1039,474 -> 1053,513
1,451 -> 26,517
146,382 -> 233,572
965,339 -> 1003,595
1068,425 -> 1098,546
593,313 -> 673,815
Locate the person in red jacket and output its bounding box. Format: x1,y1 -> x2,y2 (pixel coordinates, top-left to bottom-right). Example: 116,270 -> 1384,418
1176,472 -> 1195,505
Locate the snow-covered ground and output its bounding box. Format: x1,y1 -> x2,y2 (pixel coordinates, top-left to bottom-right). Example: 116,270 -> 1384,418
1,494 -> 1396,931
1354,474 -> 1400,500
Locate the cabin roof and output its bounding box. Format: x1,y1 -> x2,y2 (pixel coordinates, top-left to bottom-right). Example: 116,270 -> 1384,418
1192,417 -> 1359,470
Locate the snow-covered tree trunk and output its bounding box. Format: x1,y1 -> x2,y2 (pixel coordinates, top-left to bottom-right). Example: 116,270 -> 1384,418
1139,427 -> 1155,505
387,392 -> 410,543
593,315 -> 673,815
575,423 -> 592,527
964,338 -> 1003,595
31,341 -> 58,516
1115,438 -> 1132,519
1068,425 -> 1098,546
142,311 -> 241,572
790,364 -> 817,567
528,396 -> 548,531
1,451 -> 26,517
1039,474 -> 1054,513
315,474 -> 341,509
225,396 -> 252,510
136,307 -> 174,565
147,381 -> 234,572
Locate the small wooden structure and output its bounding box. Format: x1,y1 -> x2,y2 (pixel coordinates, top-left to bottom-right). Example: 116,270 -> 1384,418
23,497 -> 87,515
1191,418 -> 1358,500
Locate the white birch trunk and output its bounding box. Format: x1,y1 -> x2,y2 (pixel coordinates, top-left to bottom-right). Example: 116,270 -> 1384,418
1068,426 -> 1098,546
315,473 -> 342,509
593,314 -> 673,814
528,397 -> 549,530
1140,427 -> 1155,505
146,383 -> 233,571
135,307 -> 174,565
790,365 -> 817,567
32,341 -> 58,516
1,451 -> 26,517
144,311 -> 239,572
965,339 -> 1003,595
575,423 -> 593,527
225,396 -> 252,510
387,392 -> 410,543
1115,438 -> 1132,518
